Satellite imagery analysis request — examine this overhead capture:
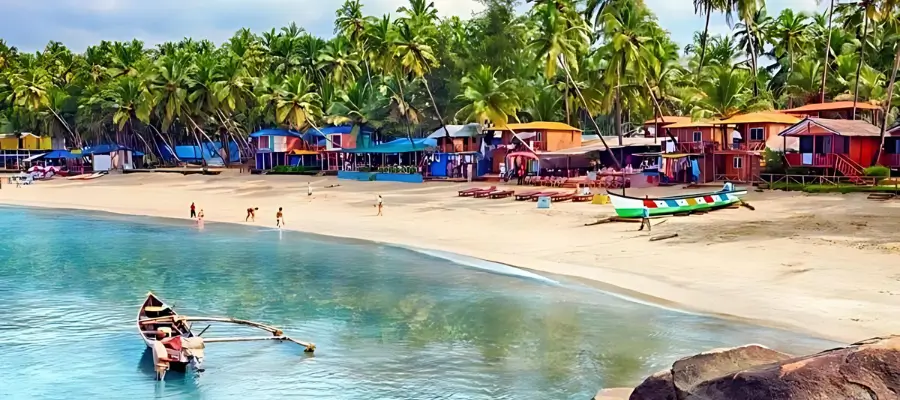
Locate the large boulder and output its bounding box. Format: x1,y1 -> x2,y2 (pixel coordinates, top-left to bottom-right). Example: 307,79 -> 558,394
672,344 -> 793,398
630,369 -> 676,400
688,336 -> 900,400
630,344 -> 793,400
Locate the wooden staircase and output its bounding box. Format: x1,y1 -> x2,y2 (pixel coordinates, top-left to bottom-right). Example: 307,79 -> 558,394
834,154 -> 866,184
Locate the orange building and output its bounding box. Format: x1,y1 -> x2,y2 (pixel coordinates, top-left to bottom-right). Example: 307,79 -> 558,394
711,112 -> 800,182
642,116 -> 692,139
484,122 -> 582,174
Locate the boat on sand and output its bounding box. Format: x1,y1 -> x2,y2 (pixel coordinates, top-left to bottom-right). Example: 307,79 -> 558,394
137,292 -> 315,380
606,189 -> 747,218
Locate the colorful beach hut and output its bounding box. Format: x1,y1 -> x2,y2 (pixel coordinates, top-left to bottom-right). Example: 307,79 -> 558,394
779,118 -> 886,176
426,124 -> 483,178
250,129 -> 306,170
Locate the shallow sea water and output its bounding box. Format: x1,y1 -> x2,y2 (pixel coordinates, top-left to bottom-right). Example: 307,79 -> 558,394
0,207 -> 837,399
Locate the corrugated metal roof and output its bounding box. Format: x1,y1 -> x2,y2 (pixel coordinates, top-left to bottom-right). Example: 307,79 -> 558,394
779,117 -> 882,137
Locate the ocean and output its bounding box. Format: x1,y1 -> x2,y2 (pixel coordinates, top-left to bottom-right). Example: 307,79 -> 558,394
0,206 -> 837,399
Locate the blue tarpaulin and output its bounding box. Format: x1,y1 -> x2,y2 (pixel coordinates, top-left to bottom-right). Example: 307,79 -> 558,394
160,141 -> 240,164
41,150 -> 82,160
344,138 -> 435,154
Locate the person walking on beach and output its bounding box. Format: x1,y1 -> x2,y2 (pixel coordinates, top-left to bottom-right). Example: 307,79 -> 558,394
307,181 -> 312,197
190,202 -> 196,219
246,207 -> 258,222
197,209 -> 205,229
375,195 -> 383,216
276,207 -> 285,228
639,196 -> 651,232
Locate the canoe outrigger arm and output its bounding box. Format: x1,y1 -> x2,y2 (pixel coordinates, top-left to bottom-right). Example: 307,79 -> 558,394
140,315 -> 315,353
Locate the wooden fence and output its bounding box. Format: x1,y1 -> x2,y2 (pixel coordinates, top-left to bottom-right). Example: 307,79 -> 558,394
758,174 -> 880,187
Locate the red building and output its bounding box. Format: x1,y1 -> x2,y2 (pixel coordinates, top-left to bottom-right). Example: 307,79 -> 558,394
779,118 -> 889,177
778,101 -> 881,121
713,112 -> 800,182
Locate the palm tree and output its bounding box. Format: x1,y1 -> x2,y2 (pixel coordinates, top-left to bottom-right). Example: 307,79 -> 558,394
328,79 -> 387,146
455,65 -> 522,126
275,74 -> 322,130
335,0 -> 372,85
693,0 -> 727,73
599,0 -> 651,145
692,65 -> 769,120
734,7 -> 771,95
393,18 -> 449,139
769,9 -> 811,106
317,36 -> 362,88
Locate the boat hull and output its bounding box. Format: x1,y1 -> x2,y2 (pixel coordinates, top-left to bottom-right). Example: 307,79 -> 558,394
607,190 -> 747,218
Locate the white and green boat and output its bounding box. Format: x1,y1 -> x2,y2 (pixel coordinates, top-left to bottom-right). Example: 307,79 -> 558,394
606,189 -> 747,218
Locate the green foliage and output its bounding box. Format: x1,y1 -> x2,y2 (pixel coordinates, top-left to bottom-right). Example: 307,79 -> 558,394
270,165 -> 319,174
762,149 -> 785,173
863,165 -> 890,177
2,0 -> 900,162
769,182 -> 900,194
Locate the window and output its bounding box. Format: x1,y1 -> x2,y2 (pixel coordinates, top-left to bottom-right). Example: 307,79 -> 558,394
733,156 -> 743,169
327,134 -> 342,150
692,131 -> 702,142
749,127 -> 764,141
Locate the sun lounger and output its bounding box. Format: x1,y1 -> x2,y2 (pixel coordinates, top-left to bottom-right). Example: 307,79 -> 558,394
551,193 -> 573,202
531,192 -> 561,201
458,187 -> 483,196
488,190 -> 514,199
572,194 -> 594,202
458,186 -> 495,197
514,191 -> 544,201
474,188 -> 502,198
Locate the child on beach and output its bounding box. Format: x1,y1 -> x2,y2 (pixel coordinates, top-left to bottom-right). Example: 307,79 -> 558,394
375,195 -> 383,216
276,207 -> 285,228
246,207 -> 258,222
638,196 -> 651,232
190,202 -> 196,219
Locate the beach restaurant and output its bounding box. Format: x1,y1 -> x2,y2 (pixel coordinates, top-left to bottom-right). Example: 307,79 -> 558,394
0,133 -> 58,170
338,137 -> 436,183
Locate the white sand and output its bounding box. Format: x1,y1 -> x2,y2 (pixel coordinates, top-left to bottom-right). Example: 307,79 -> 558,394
2,171 -> 899,343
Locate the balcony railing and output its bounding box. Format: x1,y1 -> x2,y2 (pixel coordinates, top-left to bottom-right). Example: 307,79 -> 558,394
722,141 -> 767,151
675,141 -> 716,153
880,153 -> 900,167
784,153 -> 835,168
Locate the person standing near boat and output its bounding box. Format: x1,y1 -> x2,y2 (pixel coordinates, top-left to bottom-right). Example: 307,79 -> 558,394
639,195 -> 651,232
276,207 -> 285,228
190,202 -> 196,219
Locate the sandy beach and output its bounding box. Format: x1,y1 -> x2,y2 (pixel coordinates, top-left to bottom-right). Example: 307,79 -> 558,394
2,172 -> 899,344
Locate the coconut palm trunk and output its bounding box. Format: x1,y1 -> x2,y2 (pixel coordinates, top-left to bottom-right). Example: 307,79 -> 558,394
697,5 -> 712,75
874,44 -> 900,165
852,9 -> 869,119
820,0 -> 835,103
558,54 -> 622,170
395,75 -> 415,147
422,78 -> 451,143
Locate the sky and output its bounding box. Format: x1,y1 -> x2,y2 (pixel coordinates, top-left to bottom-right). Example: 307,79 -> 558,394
0,0 -> 828,54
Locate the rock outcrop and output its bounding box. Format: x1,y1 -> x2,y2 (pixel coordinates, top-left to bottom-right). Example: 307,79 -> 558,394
689,336 -> 900,400
629,344 -> 791,400
627,336 -> 900,400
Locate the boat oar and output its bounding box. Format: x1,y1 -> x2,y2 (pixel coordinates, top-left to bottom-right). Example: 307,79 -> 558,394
197,325 -> 211,337
203,336 -> 316,352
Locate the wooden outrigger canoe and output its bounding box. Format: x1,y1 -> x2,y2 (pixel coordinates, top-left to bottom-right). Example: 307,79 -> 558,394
137,292 -> 315,381
606,189 -> 747,218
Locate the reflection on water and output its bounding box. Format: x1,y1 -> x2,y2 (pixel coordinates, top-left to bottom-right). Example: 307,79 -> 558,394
0,207 -> 838,399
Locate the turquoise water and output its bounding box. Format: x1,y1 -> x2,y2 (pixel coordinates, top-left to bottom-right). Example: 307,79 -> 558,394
0,207 -> 837,399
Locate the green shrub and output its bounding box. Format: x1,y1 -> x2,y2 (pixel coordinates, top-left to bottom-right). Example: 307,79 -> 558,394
763,149 -> 785,173
272,165 -> 290,172
863,165 -> 890,177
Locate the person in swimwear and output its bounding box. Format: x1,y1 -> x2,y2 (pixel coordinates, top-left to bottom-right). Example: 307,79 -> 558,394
246,207 -> 258,222
276,207 -> 285,228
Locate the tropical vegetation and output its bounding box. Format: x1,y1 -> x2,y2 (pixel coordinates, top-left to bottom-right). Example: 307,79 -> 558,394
2,0 -> 900,163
